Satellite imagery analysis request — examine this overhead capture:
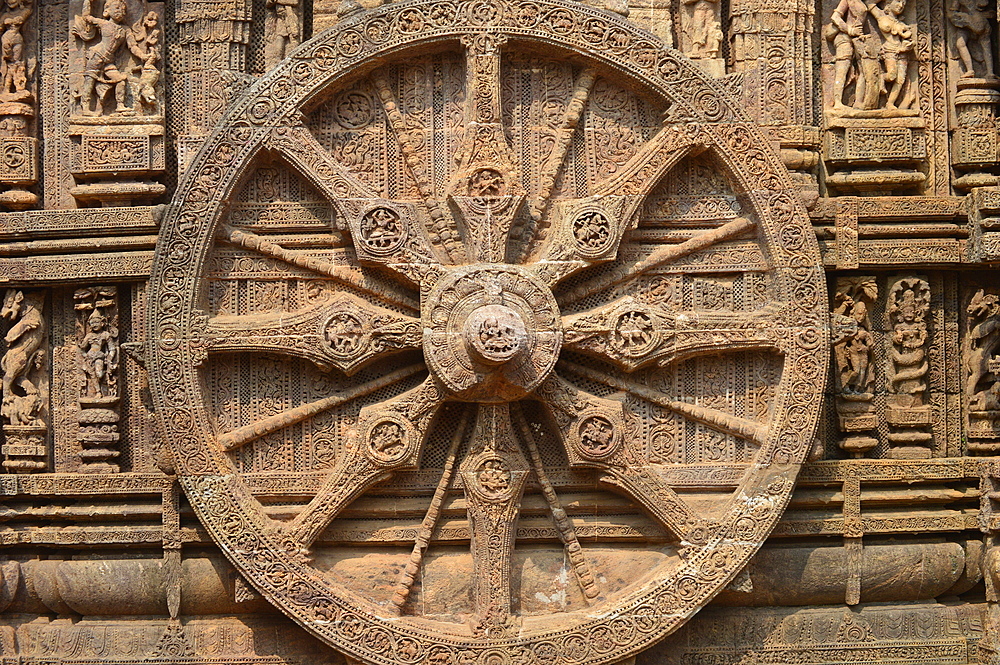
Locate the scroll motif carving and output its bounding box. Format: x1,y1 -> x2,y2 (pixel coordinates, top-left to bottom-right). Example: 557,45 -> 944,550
885,276 -> 932,458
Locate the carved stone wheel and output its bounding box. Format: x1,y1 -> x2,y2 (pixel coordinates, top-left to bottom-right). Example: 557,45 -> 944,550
147,2 -> 828,662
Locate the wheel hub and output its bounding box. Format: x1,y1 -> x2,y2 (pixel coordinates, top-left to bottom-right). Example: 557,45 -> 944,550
423,264 -> 562,402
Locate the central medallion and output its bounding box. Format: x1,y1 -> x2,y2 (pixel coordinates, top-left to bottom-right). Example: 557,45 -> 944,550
423,264 -> 561,402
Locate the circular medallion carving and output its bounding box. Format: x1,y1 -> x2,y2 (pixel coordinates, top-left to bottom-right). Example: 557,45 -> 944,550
148,5 -> 828,665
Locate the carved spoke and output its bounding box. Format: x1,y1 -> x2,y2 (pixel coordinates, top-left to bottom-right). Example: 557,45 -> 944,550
556,216 -> 756,303
528,124 -> 707,284
217,224 -> 418,312
528,67 -> 597,228
536,374 -> 699,541
216,364 -> 425,453
287,376 -> 444,548
447,34 -> 525,263
513,404 -> 600,603
563,300 -> 788,371
390,408 -> 472,613
203,293 -> 421,374
459,404 -> 530,636
372,73 -> 468,265
267,123 -> 446,281
557,361 -> 770,449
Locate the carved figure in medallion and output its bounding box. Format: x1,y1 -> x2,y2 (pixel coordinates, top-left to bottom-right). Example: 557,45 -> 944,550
950,0 -> 995,78
71,0 -> 148,116
0,289 -> 43,425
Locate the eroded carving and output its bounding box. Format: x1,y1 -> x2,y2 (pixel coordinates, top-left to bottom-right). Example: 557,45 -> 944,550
886,276 -> 932,458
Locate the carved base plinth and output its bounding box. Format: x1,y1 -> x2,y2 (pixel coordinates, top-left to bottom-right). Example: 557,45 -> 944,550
836,394 -> 877,457
953,79 -> 1000,187
0,108 -> 38,211
1,424 -> 47,472
68,117 -> 166,207
78,397 -> 120,473
824,116 -> 927,194
886,405 -> 932,458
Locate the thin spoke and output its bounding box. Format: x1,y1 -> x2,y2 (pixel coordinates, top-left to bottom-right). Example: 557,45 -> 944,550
217,365 -> 424,452
558,360 -> 769,448
513,404 -> 600,603
390,408 -> 471,613
529,67 -> 597,232
217,223 -> 418,311
591,123 -> 703,198
372,73 -> 467,264
557,217 -> 755,306
287,377 -> 443,548
536,374 -> 699,541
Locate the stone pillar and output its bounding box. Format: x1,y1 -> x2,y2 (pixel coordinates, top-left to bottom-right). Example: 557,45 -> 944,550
730,0 -> 818,197
73,286 -> 121,473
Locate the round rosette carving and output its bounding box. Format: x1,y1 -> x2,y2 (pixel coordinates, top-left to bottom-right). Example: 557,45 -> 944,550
147,3 -> 828,664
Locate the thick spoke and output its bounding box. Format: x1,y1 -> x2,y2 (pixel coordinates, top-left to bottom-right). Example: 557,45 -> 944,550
529,124 -> 707,285
216,365 -> 425,452
535,374 -> 698,541
513,405 -> 600,603
563,300 -> 787,371
217,224 -> 418,311
459,404 -> 529,637
390,408 -> 470,613
287,376 -> 443,548
448,34 -> 524,263
558,361 -> 770,448
267,124 -> 446,282
203,293 -> 420,374
557,216 -> 755,305
372,73 -> 467,265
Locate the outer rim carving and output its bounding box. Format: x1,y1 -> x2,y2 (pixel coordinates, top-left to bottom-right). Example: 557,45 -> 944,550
147,2 -> 829,663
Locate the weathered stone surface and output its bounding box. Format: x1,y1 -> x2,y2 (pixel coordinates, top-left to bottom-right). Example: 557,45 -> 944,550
0,0 -> 995,663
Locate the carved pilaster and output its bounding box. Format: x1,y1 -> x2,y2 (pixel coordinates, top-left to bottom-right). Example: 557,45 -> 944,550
0,0 -> 38,210
172,0 -> 251,171
730,0 -> 818,196
978,462 -> 1000,664
67,0 -> 165,206
832,277 -> 878,456
885,276 -> 933,458
0,288 -> 47,472
73,286 -> 120,472
947,0 -> 1000,192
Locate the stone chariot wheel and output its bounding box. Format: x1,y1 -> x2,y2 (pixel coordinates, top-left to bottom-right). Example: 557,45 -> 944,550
147,2 -> 828,662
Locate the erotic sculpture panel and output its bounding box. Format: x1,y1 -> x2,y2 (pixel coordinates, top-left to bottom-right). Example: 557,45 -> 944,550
146,2 -> 828,663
